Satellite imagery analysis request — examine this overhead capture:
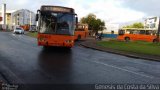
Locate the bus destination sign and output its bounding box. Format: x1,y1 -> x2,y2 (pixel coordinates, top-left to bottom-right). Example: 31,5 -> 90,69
41,6 -> 73,13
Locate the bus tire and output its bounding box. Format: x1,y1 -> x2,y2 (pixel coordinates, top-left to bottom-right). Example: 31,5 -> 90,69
67,47 -> 72,49
153,39 -> 158,43
125,37 -> 130,42
43,46 -> 50,50
77,35 -> 81,41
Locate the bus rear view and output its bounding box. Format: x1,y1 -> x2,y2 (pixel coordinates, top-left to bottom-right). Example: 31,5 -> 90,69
36,5 -> 78,48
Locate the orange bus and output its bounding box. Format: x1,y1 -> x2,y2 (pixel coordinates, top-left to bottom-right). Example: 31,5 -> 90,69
36,5 -> 78,48
75,24 -> 89,40
117,28 -> 158,42
20,25 -> 30,31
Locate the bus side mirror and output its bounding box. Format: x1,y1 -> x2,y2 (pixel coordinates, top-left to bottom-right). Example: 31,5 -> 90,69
76,17 -> 78,24
75,16 -> 78,28
36,14 -> 39,21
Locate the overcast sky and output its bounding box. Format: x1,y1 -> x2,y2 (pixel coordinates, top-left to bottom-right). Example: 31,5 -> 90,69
1,0 -> 160,24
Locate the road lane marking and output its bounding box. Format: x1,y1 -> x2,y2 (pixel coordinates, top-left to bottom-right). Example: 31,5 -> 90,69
89,60 -> 155,79
76,46 -> 159,79
78,45 -> 160,68
0,64 -> 24,84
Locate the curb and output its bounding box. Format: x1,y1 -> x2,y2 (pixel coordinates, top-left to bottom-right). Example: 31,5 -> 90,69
80,42 -> 160,62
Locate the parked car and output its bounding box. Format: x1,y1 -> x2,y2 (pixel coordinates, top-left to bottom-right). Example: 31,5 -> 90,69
13,27 -> 24,34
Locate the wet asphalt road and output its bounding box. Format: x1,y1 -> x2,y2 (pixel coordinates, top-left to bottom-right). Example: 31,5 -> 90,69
0,32 -> 160,89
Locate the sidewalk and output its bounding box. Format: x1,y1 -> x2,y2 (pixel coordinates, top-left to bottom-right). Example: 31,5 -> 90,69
80,38 -> 160,62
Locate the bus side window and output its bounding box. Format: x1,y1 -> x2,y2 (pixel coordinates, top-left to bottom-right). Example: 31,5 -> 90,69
118,30 -> 125,35
140,30 -> 145,34
146,31 -> 151,35
130,31 -> 133,34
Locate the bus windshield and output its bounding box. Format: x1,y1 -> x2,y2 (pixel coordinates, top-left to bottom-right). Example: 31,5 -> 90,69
39,12 -> 75,35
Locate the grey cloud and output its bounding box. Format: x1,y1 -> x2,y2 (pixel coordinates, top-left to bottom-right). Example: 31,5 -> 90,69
4,0 -> 160,16
123,0 -> 160,16
3,0 -> 66,12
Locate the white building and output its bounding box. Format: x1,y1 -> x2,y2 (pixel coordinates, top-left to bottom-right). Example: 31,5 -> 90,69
0,3 -> 16,30
144,17 -> 159,30
12,9 -> 36,26
0,10 -> 15,25
0,3 -> 36,30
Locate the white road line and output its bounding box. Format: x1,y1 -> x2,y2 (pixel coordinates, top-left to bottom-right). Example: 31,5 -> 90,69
0,64 -> 24,84
89,60 -> 155,79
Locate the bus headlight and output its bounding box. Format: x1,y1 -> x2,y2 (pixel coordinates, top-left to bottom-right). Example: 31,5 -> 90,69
65,40 -> 73,43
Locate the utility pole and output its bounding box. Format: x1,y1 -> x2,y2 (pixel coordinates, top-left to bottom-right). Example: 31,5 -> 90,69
2,3 -> 6,30
30,11 -> 32,30
156,17 -> 160,42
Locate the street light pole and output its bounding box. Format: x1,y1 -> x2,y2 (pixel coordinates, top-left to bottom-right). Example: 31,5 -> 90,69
29,11 -> 32,30
156,17 -> 160,42
2,3 -> 6,30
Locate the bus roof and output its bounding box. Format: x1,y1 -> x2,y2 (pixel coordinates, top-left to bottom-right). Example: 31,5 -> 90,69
121,28 -> 157,31
40,5 -> 75,13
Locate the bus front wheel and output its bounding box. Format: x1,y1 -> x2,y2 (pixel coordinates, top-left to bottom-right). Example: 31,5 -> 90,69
153,39 -> 158,43
77,35 -> 81,41
43,46 -> 50,49
125,37 -> 130,42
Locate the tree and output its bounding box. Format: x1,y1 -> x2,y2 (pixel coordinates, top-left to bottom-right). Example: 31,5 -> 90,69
80,13 -> 105,33
123,22 -> 144,28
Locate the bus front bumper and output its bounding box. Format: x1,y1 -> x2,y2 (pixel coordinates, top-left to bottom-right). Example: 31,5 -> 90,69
38,41 -> 74,48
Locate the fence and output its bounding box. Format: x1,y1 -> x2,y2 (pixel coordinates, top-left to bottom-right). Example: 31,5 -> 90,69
103,34 -> 118,38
